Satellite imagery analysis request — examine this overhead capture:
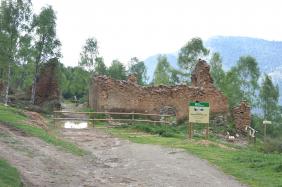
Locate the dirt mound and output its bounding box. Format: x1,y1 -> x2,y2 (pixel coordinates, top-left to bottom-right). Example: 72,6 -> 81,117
24,111 -> 48,130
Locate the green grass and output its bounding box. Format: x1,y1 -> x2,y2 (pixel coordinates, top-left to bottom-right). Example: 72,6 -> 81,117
0,104 -> 86,156
100,123 -> 282,187
0,159 -> 22,187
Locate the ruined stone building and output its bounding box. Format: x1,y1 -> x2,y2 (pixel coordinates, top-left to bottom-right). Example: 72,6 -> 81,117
34,58 -> 60,105
232,101 -> 251,131
89,59 -> 229,121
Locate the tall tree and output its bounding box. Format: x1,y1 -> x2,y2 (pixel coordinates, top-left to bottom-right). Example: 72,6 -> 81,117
108,60 -> 126,80
178,37 -> 209,76
0,0 -> 32,105
60,65 -> 90,99
128,57 -> 147,85
260,75 -> 279,121
221,69 -> 243,107
78,37 -> 98,72
153,55 -> 170,86
94,57 -> 107,76
30,5 -> 61,104
221,56 -> 260,108
234,56 -> 260,106
210,52 -> 225,90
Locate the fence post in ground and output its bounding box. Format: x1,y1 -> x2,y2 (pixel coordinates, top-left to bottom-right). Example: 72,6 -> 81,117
189,122 -> 193,139
53,111 -> 56,128
205,123 -> 209,140
165,116 -> 168,135
92,112 -> 95,127
131,112 -> 134,125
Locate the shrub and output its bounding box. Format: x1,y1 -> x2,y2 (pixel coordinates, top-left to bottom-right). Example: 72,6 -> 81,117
262,137 -> 282,153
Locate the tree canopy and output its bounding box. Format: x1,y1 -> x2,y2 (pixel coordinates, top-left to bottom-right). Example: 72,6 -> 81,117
178,37 -> 209,76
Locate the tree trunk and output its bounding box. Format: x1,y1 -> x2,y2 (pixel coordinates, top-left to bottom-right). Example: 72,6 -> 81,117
31,61 -> 39,104
4,61 -> 11,106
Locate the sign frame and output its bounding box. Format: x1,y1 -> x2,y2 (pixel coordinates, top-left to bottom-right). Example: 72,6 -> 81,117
188,101 -> 210,140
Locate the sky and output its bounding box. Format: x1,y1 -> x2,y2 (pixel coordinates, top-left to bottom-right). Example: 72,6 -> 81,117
33,0 -> 282,67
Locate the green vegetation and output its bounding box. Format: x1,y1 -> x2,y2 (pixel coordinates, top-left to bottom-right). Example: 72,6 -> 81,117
178,37 -> 209,74
100,123 -> 282,187
0,104 -> 86,156
78,37 -> 99,72
128,57 -> 148,85
0,159 -> 22,187
108,60 -> 127,80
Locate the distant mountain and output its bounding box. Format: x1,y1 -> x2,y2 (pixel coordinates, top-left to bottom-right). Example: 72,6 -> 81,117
205,36 -> 282,104
205,36 -> 282,72
144,36 -> 282,103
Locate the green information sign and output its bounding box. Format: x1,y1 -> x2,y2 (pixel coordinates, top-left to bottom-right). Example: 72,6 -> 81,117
189,102 -> 210,124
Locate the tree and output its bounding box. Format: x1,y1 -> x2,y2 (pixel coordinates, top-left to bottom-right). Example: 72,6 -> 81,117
153,55 -> 170,85
128,57 -> 147,85
60,65 -> 90,99
221,69 -> 243,107
178,37 -> 209,76
0,0 -> 32,105
260,75 -> 279,121
30,5 -> 61,104
94,57 -> 107,76
108,60 -> 126,80
79,37 -> 98,72
234,56 -> 260,106
221,56 -> 260,108
210,52 -> 225,90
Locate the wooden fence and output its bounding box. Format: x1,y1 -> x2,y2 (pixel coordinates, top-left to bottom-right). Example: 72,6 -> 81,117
53,111 -> 175,126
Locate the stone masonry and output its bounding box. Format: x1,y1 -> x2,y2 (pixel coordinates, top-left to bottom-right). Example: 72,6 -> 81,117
89,59 -> 229,121
35,58 -> 60,104
232,101 -> 251,131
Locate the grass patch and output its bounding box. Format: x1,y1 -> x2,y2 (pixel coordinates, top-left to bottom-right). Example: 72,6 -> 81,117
102,123 -> 282,187
0,159 -> 22,187
0,104 -> 86,156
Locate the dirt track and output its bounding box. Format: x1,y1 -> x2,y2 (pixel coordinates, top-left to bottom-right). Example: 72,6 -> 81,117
0,122 -> 247,187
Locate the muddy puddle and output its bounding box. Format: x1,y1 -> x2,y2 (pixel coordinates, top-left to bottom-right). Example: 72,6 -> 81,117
63,121 -> 88,129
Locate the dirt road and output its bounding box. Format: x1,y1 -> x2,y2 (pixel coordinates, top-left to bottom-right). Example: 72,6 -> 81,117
0,122 -> 246,187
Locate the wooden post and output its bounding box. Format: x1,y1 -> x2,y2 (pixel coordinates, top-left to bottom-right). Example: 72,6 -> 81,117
264,123 -> 266,142
165,116 -> 168,135
205,123 -> 209,140
53,112 -> 56,128
189,122 -> 193,139
92,113 -> 95,127
131,113 -> 134,125
88,113 -> 90,127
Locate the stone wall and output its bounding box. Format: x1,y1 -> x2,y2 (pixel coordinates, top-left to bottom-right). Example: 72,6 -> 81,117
232,101 -> 251,131
35,58 -> 60,105
89,59 -> 229,121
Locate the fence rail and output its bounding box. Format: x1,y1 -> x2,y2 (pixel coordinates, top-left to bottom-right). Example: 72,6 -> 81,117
53,111 -> 176,126
53,111 -> 173,117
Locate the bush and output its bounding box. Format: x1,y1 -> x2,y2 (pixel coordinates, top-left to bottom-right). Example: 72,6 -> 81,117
262,137 -> 282,153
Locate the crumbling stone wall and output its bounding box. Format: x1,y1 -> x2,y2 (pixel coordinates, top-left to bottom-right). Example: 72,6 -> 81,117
89,59 -> 228,121
35,58 -> 60,105
232,101 -> 251,131
191,60 -> 213,87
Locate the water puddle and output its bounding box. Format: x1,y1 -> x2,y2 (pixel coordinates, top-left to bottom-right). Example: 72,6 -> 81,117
64,121 -> 88,129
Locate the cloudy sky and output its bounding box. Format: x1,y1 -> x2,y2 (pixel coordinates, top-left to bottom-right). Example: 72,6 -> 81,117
33,0 -> 282,67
